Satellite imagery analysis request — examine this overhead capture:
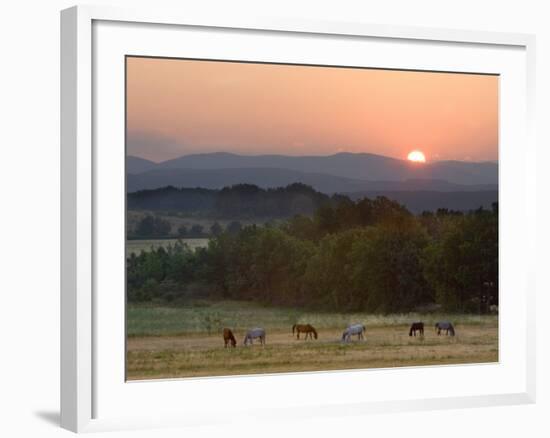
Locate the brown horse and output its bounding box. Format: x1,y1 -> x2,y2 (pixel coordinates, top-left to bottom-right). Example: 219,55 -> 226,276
292,324 -> 318,340
223,328 -> 237,347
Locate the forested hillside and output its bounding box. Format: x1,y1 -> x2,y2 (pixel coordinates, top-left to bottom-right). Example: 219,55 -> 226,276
127,196 -> 498,313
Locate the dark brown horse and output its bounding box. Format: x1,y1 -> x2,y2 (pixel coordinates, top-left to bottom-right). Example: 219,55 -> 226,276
409,322 -> 424,336
292,324 -> 318,340
223,328 -> 237,347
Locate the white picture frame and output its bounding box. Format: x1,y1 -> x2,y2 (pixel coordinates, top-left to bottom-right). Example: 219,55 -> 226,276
60,4 -> 536,433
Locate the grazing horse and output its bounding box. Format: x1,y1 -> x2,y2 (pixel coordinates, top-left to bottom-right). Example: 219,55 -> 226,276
409,322 -> 424,337
243,328 -> 266,346
342,324 -> 366,342
435,321 -> 455,336
292,324 -> 318,340
223,328 -> 237,348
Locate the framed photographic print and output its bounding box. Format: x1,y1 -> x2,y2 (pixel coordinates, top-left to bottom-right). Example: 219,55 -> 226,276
61,5 -> 536,433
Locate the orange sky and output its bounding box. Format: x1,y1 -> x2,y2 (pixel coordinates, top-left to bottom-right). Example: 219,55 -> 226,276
126,56 -> 498,163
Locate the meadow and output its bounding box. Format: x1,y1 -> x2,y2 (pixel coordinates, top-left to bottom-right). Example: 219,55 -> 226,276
126,300 -> 498,380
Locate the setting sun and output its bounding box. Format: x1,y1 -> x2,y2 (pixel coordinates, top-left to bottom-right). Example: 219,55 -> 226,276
407,150 -> 426,163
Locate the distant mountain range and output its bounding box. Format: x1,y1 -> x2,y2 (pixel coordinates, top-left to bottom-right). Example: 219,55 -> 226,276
128,152 -> 498,185
128,152 -> 497,189
127,152 -> 498,212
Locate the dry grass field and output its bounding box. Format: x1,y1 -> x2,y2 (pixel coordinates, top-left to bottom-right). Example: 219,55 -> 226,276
126,302 -> 498,380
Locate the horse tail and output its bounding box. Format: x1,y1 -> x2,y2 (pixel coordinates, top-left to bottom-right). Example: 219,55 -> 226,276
449,324 -> 455,336
342,331 -> 346,341
409,325 -> 413,336
292,324 -> 296,334
435,323 -> 439,332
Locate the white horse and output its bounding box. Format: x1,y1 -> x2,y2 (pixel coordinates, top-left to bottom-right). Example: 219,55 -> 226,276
435,321 -> 455,336
342,324 -> 366,342
244,328 -> 266,346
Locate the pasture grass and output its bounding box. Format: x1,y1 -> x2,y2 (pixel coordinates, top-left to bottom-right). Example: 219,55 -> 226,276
127,300 -> 497,337
126,301 -> 498,380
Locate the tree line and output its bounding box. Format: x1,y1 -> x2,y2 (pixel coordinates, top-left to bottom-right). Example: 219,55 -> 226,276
127,196 -> 498,313
127,183 -> 335,218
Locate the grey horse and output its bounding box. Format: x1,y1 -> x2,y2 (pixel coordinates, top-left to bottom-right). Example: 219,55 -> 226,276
342,324 -> 366,342
435,321 -> 455,336
244,328 -> 266,345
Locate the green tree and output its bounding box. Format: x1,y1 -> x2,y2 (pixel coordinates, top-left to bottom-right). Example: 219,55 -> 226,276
210,221 -> 223,236
226,221 -> 242,235
284,215 -> 317,241
351,223 -> 432,313
303,228 -> 370,310
177,224 -> 188,237
190,224 -> 204,237
135,215 -> 171,237
422,208 -> 498,312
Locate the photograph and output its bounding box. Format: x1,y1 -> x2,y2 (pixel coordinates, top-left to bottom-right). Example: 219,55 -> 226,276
125,56 -> 499,380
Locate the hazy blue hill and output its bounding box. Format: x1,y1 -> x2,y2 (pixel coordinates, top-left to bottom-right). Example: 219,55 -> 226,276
127,183 -> 498,215
152,152 -> 498,186
423,160 -> 498,185
346,190 -> 498,214
126,167 -> 367,193
127,165 -> 497,194
127,156 -> 157,174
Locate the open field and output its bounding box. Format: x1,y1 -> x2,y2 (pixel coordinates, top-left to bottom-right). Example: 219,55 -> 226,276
126,238 -> 209,254
126,301 -> 498,380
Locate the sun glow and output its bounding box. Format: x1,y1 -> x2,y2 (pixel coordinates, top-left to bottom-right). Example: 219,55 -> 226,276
407,150 -> 426,163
